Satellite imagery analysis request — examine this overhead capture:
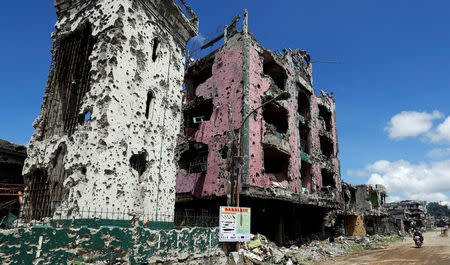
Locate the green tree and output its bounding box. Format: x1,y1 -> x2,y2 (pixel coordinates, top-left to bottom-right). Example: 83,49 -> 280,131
427,202 -> 450,218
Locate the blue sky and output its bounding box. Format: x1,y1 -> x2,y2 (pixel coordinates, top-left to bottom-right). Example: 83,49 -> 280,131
1,1 -> 449,204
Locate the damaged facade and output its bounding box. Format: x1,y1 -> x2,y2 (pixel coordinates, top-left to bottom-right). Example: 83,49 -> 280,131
0,140 -> 26,219
341,183 -> 388,236
22,0 -> 198,220
175,12 -> 342,245
385,200 -> 429,232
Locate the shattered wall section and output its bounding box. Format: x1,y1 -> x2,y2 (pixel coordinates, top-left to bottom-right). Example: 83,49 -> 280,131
23,0 -> 197,220
386,200 -> 428,232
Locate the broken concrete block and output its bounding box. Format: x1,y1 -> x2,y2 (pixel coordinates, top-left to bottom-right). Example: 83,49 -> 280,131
247,239 -> 262,250
228,251 -> 243,265
243,251 -> 263,264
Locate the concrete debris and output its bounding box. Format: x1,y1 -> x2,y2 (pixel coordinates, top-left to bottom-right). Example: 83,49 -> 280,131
386,200 -> 430,232
235,233 -> 400,264
228,251 -> 244,265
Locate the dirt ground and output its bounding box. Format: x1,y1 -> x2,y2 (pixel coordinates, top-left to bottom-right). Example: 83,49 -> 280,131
316,231 -> 450,265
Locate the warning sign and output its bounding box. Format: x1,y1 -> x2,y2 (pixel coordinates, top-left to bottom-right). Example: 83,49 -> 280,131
219,206 -> 251,242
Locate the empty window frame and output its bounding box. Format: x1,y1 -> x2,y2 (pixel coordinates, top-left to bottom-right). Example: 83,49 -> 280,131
301,162 -> 312,192
263,146 -> 290,181
185,58 -> 214,100
262,51 -> 287,90
179,143 -> 209,173
321,169 -> 335,188
297,83 -> 311,120
152,37 -> 160,62
320,135 -> 334,158
41,22 -> 95,139
184,99 -> 213,137
299,123 -> 310,154
145,91 -> 154,119
262,102 -> 288,134
318,105 -> 332,132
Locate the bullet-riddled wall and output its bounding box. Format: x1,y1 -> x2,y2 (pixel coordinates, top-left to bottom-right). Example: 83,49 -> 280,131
22,0 -> 198,220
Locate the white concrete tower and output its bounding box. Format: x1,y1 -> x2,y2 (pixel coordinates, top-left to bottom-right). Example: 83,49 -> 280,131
22,0 -> 198,221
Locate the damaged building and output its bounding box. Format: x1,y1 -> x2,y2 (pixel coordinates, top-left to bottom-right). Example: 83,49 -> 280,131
0,140 -> 26,221
341,183 -> 388,236
175,11 -> 342,245
385,200 -> 429,232
21,0 -> 198,220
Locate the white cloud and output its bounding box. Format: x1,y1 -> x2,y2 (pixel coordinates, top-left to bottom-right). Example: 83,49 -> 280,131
346,169 -> 367,177
385,110 -> 443,139
366,159 -> 450,204
427,147 -> 450,159
427,116 -> 450,144
190,33 -> 206,47
387,195 -> 402,203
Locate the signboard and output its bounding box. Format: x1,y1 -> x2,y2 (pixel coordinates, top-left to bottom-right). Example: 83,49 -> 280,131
219,206 -> 251,242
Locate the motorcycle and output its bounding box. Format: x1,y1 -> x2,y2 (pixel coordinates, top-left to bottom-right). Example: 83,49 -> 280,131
414,235 -> 423,248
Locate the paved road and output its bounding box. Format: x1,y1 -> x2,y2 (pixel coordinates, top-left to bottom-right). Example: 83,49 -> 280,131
317,231 -> 450,265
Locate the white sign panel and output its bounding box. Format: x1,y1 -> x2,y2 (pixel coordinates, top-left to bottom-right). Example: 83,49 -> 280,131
219,206 -> 251,242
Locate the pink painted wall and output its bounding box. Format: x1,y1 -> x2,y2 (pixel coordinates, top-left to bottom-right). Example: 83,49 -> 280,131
176,42 -> 245,197
176,34 -> 342,201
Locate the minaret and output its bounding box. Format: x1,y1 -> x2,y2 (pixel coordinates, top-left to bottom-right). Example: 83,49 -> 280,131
22,0 -> 198,221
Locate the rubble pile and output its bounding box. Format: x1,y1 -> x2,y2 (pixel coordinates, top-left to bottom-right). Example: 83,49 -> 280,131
232,234 -> 400,264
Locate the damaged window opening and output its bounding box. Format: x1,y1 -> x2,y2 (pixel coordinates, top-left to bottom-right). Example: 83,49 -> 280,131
369,191 -> 379,208
297,83 -> 310,120
152,37 -> 160,62
179,143 -> 208,173
23,145 -> 67,220
262,51 -> 287,90
184,99 -> 213,137
145,91 -> 154,119
41,22 -> 95,138
301,162 -> 312,193
263,146 -> 290,183
23,170 -> 51,220
262,101 -> 288,134
320,135 -> 334,158
185,58 -> 213,100
299,123 -> 310,154
23,144 -> 68,220
318,105 -> 332,131
130,152 -> 147,176
321,169 -> 335,188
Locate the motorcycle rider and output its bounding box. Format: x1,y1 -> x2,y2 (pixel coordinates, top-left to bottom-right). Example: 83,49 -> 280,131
413,228 -> 423,244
